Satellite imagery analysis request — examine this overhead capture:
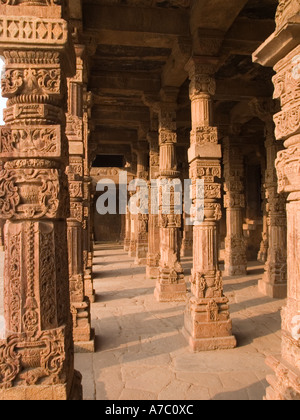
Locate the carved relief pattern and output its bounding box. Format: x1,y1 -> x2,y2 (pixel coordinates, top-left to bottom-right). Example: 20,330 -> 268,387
0,126 -> 61,158
223,139 -> 247,276
0,166 -> 62,219
0,16 -> 67,46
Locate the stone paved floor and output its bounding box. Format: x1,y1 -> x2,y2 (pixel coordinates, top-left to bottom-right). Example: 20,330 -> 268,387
75,243 -> 285,401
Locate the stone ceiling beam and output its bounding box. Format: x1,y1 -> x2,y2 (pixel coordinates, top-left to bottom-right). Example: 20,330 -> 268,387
190,0 -> 248,34
83,4 -> 189,37
222,18 -> 276,56
89,72 -> 161,94
215,78 -> 273,100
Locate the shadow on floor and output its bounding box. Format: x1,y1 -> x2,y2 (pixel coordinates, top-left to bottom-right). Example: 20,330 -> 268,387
212,380 -> 268,401
90,245 -> 282,370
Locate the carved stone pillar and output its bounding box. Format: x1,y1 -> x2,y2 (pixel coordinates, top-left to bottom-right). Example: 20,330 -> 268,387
154,89 -> 186,302
253,1 -> 300,399
129,153 -> 137,258
83,93 -> 95,304
146,132 -> 160,278
66,46 -> 94,353
0,2 -> 82,400
134,143 -> 149,266
181,163 -> 193,258
251,98 -> 287,298
124,204 -> 131,252
183,58 -> 236,351
223,136 -> 247,276
82,178 -> 95,303
257,163 -> 269,263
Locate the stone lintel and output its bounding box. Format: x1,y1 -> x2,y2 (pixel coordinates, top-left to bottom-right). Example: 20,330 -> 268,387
253,22 -> 300,67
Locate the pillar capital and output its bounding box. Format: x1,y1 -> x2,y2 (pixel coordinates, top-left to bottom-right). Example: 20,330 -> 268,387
185,56 -> 218,99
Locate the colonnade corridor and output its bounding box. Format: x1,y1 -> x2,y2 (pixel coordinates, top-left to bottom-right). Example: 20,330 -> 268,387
74,243 -> 284,401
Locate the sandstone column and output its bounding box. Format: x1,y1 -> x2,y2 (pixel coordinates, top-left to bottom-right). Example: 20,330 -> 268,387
83,93 -> 95,304
181,162 -> 193,258
66,46 -> 94,353
154,88 -> 186,302
223,136 -> 247,276
183,58 -> 236,351
253,1 -> 300,399
146,132 -> 160,278
124,204 -> 131,252
129,153 -> 137,258
134,142 -> 149,266
250,98 -> 287,298
257,166 -> 269,264
0,1 -> 82,399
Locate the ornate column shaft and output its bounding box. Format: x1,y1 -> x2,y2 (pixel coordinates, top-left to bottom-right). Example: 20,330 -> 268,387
250,98 -> 287,298
257,162 -> 269,263
134,142 -> 149,266
223,136 -> 247,276
146,132 -> 160,278
253,1 -> 300,399
181,161 -> 193,258
83,93 -> 95,304
0,2 -> 82,399
124,204 -> 131,252
66,45 -> 94,353
154,88 -> 186,302
183,58 -> 236,351
129,153 -> 137,258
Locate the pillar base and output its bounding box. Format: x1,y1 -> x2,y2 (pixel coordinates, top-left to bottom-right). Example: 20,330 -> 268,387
184,296 -> 237,352
84,272 -> 95,303
154,282 -> 187,302
265,355 -> 300,400
146,266 -> 159,279
182,327 -> 237,352
0,370 -> 83,401
258,278 -> 287,299
74,328 -> 95,353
